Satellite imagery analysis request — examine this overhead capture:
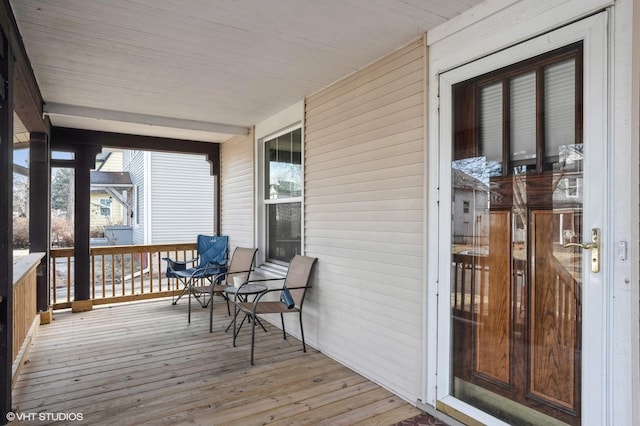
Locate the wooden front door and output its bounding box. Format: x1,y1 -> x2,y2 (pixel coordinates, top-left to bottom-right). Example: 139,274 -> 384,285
448,43 -> 586,425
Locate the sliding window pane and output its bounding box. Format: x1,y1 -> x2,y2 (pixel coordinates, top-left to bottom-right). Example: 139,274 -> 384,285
265,128 -> 302,200
267,203 -> 301,263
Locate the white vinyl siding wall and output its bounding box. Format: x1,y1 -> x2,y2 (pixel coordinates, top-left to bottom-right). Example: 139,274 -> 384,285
149,151 -> 215,243
304,38 -> 425,402
220,130 -> 255,252
99,150 -> 123,172
125,150 -> 146,245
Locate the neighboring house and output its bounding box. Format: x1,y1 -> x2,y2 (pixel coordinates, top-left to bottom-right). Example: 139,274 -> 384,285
90,149 -> 128,228
451,165 -> 489,247
124,150 -> 215,245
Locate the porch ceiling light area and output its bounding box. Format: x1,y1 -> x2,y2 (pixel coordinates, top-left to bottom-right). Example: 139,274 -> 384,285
44,103 -> 251,143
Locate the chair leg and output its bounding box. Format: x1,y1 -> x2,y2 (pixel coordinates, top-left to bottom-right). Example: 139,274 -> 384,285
214,291 -> 232,316
280,313 -> 287,340
232,302 -> 238,347
299,311 -> 306,353
172,279 -> 189,305
200,278 -> 211,308
190,279 -> 208,308
188,280 -> 191,323
209,290 -> 214,333
250,312 -> 257,365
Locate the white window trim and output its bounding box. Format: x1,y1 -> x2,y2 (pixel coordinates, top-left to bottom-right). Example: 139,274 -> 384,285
564,176 -> 581,199
254,101 -> 305,268
98,197 -> 112,217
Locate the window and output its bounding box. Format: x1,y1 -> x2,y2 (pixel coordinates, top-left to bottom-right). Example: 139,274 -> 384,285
99,198 -> 112,217
463,201 -> 470,213
564,176 -> 581,198
263,128 -> 302,264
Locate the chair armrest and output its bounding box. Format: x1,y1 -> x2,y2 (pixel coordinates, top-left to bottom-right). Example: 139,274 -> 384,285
229,279 -> 274,302
249,285 -> 310,306
215,269 -> 255,283
230,277 -> 285,298
162,256 -> 197,272
194,262 -> 227,277
162,256 -> 198,265
251,287 -> 283,303
243,277 -> 285,284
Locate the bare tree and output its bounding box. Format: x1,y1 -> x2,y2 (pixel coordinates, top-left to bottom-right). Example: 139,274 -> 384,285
13,174 -> 28,218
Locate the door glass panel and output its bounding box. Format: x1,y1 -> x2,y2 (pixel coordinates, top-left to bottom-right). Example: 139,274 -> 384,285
545,59 -> 576,162
479,82 -> 503,171
510,71 -> 537,162
450,44 -> 582,426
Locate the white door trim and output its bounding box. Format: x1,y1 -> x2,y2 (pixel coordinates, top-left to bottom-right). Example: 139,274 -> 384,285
426,12 -> 609,425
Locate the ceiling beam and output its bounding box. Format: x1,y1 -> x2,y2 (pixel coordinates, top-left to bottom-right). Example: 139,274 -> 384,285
44,103 -> 250,136
50,127 -> 221,176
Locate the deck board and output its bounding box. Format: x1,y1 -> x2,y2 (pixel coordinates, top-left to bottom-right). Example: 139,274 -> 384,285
12,298 -> 421,425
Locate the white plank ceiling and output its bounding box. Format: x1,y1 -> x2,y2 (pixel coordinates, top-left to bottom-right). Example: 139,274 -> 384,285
10,0 -> 483,142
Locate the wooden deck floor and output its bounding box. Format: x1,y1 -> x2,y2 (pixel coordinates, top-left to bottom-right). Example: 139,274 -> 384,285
12,298 -> 422,425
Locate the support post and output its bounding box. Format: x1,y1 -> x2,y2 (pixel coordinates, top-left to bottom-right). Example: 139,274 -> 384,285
0,28 -> 13,426
72,144 -> 101,311
29,132 -> 50,314
206,144 -> 221,235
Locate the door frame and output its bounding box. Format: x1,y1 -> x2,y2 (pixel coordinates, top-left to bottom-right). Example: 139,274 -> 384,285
427,12 -> 610,425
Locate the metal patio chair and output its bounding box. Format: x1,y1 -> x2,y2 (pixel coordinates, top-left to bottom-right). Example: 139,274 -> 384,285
208,247 -> 258,332
164,234 -> 229,323
233,255 -> 317,365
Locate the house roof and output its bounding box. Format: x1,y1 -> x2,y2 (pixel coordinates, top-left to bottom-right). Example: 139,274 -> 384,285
452,165 -> 489,192
90,171 -> 132,187
10,0 -> 484,143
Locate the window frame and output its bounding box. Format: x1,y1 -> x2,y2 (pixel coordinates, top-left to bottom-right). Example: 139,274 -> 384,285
254,102 -> 305,268
262,127 -> 303,265
98,197 -> 112,218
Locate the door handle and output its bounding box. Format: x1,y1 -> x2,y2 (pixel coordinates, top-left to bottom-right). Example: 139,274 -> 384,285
563,228 -> 600,273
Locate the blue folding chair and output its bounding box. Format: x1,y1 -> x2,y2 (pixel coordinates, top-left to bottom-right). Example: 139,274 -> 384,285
164,235 -> 229,323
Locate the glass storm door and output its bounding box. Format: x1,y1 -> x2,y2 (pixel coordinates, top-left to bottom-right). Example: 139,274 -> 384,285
450,43 -> 584,425
437,14 -> 608,426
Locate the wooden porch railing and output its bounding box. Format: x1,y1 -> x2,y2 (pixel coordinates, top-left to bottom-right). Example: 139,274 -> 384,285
50,243 -> 197,309
12,252 -> 45,387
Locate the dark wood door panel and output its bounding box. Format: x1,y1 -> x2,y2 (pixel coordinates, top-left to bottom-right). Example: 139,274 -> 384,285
476,211 -> 511,384
530,210 -> 580,413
